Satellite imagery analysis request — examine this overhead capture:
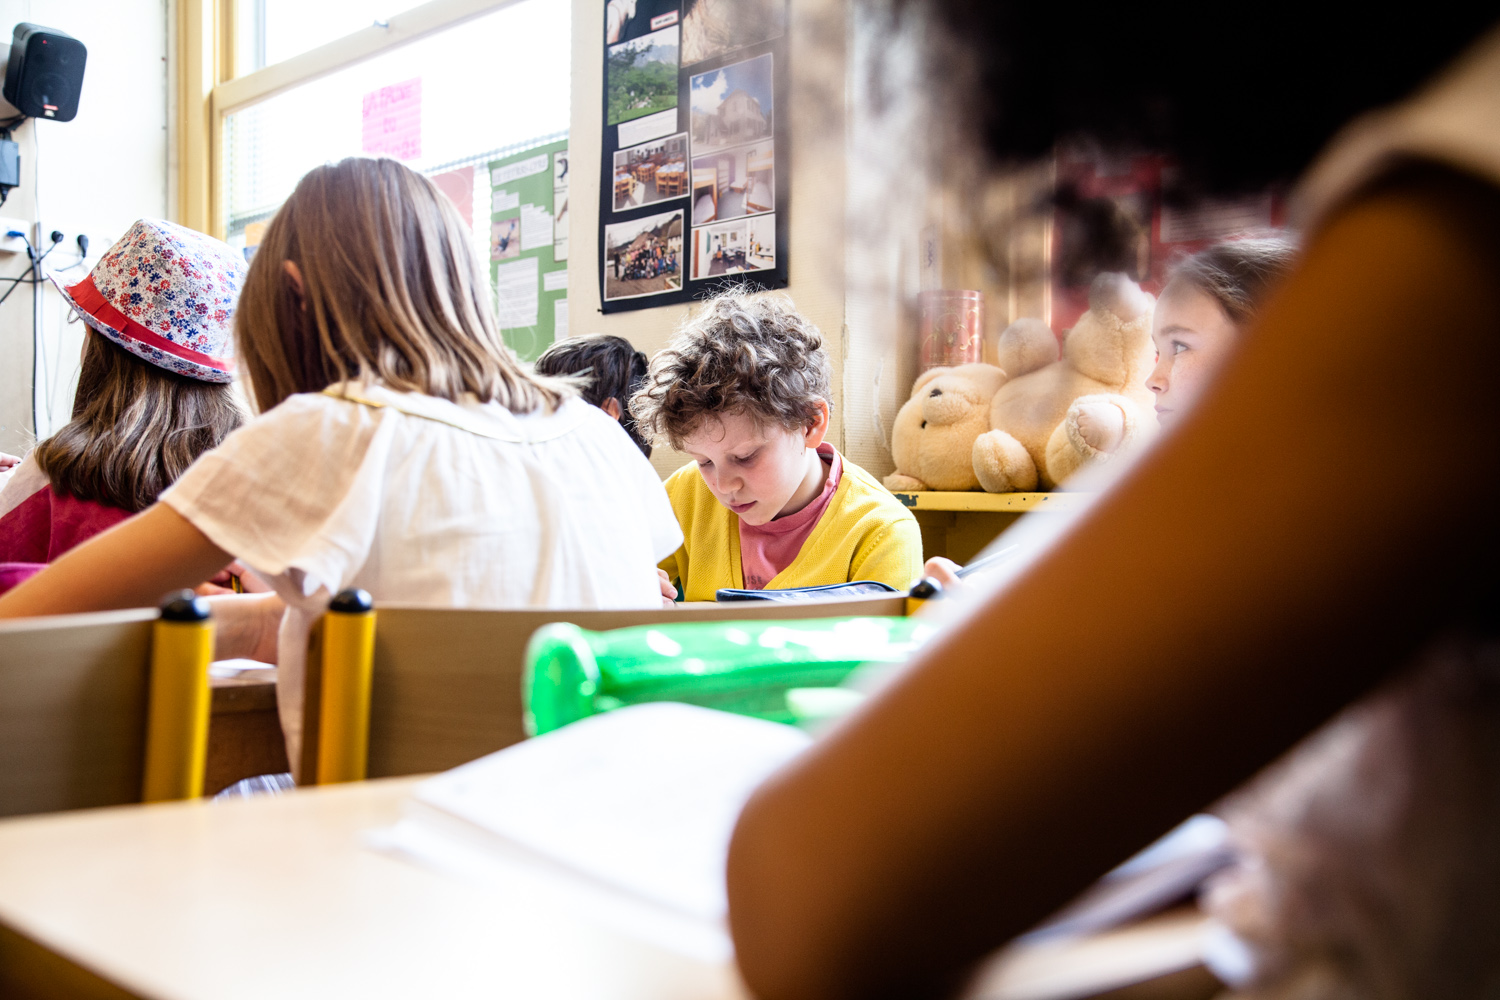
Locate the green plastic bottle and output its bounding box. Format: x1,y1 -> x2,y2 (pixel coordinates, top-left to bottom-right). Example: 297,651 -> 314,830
523,616 -> 937,735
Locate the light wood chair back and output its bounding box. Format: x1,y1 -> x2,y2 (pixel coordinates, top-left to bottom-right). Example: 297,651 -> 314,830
303,594 -> 908,782
0,597 -> 216,818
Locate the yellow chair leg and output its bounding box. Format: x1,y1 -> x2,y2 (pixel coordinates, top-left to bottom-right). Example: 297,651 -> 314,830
142,591 -> 214,803
316,589 -> 377,785
905,577 -> 942,616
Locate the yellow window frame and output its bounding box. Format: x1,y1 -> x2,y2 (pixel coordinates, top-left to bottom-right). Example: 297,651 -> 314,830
174,0 -> 525,238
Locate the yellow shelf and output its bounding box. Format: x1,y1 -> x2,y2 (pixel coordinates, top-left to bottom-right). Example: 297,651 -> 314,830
890,491 -> 1090,513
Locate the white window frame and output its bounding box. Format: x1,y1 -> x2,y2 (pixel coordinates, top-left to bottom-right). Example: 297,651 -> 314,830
176,0 -> 524,237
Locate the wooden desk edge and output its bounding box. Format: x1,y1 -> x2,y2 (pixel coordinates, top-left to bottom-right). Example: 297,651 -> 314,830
892,491 -> 1093,513
0,919 -> 143,1000
209,670 -> 277,715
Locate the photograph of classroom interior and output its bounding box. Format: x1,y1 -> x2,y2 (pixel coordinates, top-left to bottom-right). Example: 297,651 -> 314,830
613,132 -> 689,211
1,1 -> 1498,1000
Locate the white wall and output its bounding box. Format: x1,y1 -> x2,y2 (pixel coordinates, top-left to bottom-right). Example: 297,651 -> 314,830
0,0 -> 168,458
567,0 -> 847,479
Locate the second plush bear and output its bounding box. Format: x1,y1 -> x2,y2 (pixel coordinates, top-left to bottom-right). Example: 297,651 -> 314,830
973,272 -> 1157,492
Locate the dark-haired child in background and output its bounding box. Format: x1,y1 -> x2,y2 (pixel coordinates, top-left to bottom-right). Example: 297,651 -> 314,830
534,333 -> 652,457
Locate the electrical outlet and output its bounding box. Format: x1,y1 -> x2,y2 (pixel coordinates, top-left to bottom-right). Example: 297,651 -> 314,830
0,217 -> 30,255
37,226 -> 95,273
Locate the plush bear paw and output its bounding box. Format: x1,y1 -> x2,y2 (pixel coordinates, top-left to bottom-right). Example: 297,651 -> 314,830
1071,399 -> 1128,455
1043,394 -> 1153,487
972,430 -> 1038,493
884,472 -> 929,492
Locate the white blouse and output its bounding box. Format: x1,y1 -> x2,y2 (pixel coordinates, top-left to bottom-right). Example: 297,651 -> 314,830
162,383 -> 682,766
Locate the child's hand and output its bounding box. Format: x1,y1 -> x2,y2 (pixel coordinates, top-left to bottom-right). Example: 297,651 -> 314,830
658,568 -> 678,607
0,452 -> 20,472
204,592 -> 285,664
196,559 -> 273,596
923,557 -> 963,591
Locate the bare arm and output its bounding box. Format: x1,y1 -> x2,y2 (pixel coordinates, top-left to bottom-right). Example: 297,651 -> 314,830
0,503 -> 235,619
726,173 -> 1500,999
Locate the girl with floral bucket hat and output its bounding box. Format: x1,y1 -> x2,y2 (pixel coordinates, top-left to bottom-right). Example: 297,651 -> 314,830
0,220 -> 253,593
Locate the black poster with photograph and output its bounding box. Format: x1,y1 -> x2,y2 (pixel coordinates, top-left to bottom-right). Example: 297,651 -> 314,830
599,0 -> 790,313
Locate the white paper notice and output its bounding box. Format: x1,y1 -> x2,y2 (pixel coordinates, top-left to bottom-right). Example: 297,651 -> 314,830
490,153 -> 549,186
492,188 -> 520,212
521,203 -> 553,252
553,299 -> 568,341
495,257 -> 539,329
617,107 -> 677,148
553,238 -> 569,263
542,269 -> 568,292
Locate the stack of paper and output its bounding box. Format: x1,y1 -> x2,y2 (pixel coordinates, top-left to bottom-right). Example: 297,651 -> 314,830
378,703 -> 810,957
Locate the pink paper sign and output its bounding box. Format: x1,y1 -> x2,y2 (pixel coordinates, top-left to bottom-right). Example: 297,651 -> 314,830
362,78 -> 422,160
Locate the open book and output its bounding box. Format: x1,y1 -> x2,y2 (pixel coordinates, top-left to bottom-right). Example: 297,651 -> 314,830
377,703 -> 810,958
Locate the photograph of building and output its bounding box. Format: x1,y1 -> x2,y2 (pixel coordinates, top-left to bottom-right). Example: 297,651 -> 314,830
689,54 -> 773,154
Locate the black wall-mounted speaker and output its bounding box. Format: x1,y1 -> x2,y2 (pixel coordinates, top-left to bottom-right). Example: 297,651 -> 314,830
2,24 -> 86,122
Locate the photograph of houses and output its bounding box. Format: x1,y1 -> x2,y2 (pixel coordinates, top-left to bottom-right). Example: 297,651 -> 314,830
491,216 -> 520,260
613,133 -> 690,212
691,142 -> 773,225
606,26 -> 680,126
680,0 -> 786,65
689,54 -> 773,155
605,208 -> 685,300
691,214 -> 775,280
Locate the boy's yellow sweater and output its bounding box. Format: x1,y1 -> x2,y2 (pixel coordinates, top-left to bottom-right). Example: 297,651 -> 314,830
659,453 -> 924,601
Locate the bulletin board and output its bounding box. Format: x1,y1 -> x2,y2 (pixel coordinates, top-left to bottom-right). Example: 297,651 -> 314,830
491,139 -> 570,361
597,0 -> 789,313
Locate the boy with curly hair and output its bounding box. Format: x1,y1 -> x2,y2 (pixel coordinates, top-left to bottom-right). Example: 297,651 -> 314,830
633,291 -> 922,601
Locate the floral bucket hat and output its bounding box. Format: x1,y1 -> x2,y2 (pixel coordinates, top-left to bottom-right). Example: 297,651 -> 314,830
53,219 -> 247,383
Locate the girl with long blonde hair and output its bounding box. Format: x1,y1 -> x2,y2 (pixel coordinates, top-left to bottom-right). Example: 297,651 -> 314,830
0,158 -> 681,770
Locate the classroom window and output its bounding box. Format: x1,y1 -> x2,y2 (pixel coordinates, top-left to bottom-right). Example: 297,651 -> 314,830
235,0 -> 435,74
221,0 -> 570,258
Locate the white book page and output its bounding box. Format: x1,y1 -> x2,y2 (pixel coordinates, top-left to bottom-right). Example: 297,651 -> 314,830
408,703 -> 811,923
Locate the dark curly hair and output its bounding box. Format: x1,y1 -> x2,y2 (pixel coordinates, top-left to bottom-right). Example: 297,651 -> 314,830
632,290 -> 832,449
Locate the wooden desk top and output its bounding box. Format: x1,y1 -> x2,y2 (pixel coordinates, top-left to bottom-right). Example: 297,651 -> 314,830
0,778 -> 747,1000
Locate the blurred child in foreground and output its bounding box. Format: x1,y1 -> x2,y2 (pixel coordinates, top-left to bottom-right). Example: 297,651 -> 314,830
727,7 -> 1500,999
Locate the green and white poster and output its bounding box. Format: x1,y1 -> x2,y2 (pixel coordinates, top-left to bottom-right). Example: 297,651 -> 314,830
490,138 -> 569,361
